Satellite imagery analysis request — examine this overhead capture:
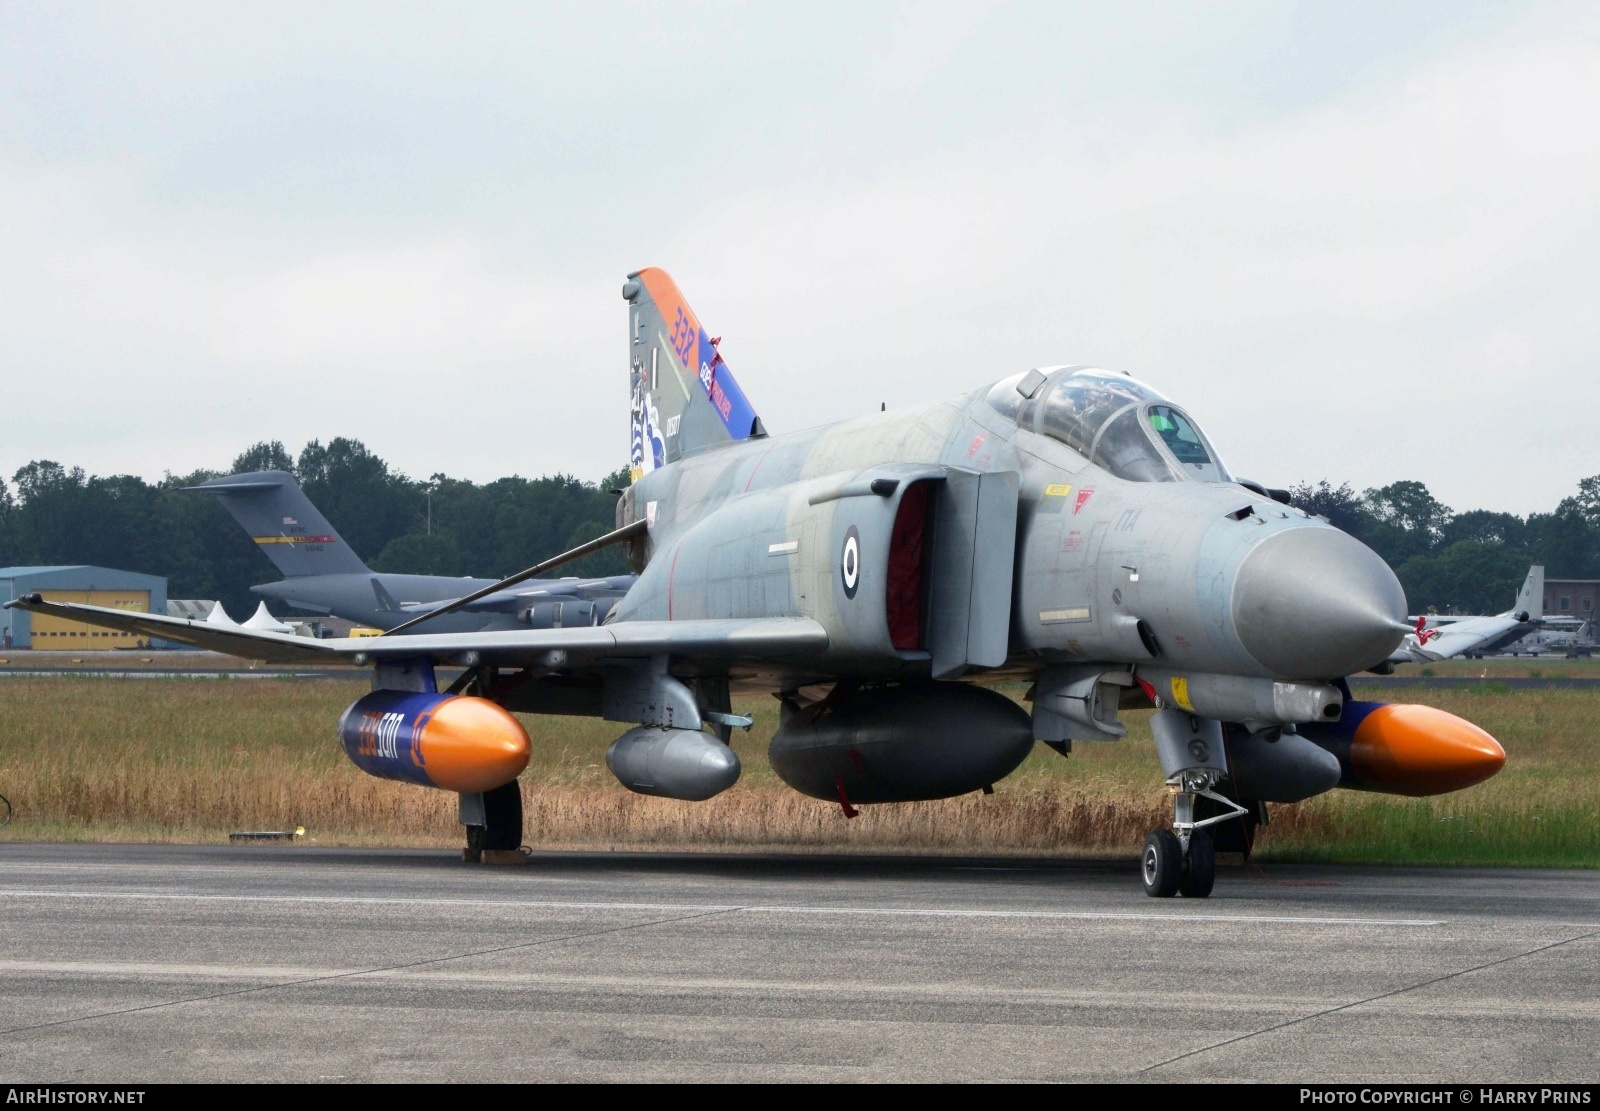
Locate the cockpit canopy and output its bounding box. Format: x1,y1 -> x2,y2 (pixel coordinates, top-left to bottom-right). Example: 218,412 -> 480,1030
985,367 -> 1230,483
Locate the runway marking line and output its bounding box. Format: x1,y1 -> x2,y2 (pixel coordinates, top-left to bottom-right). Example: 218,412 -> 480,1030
1140,927 -> 1600,1073
24,960 -> 1596,1021
0,887 -> 1442,927
0,905 -> 736,1040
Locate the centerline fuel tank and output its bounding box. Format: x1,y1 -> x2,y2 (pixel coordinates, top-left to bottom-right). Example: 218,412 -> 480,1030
338,690 -> 531,794
770,682 -> 1034,803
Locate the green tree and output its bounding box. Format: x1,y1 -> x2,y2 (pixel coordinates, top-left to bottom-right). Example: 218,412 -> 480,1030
232,441 -> 295,474
1527,507 -> 1599,579
296,438 -> 423,563
1289,480 -> 1367,538
599,466 -> 632,495
1557,474 -> 1600,529
0,476 -> 16,565
1441,509 -> 1528,550
1361,480 -> 1452,564
373,533 -> 465,577
1398,541 -> 1531,614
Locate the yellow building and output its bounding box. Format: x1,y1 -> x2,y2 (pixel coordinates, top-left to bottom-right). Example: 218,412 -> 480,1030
1,566 -> 167,650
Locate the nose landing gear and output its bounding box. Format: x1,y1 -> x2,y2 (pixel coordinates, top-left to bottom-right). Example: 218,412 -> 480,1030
1144,710 -> 1247,898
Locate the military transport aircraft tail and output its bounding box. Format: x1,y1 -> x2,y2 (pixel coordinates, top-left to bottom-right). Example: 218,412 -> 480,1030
1513,564 -> 1544,621
623,268 -> 765,482
186,471 -> 371,578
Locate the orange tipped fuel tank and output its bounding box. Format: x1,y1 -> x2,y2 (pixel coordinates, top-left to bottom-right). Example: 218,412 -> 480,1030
338,690 -> 531,794
1302,700 -> 1505,797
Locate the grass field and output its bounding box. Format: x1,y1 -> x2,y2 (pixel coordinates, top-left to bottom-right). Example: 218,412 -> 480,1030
0,674 -> 1595,866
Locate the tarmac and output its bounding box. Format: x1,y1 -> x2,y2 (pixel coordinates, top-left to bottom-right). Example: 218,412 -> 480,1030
0,844 -> 1595,1082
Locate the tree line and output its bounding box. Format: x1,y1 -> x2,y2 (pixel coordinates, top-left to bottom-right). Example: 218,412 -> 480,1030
0,438 -> 1595,619
1290,478 -> 1600,614
0,439 -> 630,621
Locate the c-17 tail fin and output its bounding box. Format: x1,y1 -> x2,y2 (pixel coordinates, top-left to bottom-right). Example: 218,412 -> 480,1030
623,268 -> 764,481
187,470 -> 371,578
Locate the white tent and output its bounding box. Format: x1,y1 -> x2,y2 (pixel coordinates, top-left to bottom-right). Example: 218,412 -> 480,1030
242,601 -> 294,633
204,603 -> 238,627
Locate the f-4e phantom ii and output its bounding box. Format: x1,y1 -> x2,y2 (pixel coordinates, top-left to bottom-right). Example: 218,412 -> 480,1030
188,469 -> 634,633
8,268 -> 1507,896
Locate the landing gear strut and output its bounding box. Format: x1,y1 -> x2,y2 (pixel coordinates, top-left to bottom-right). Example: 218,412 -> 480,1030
1144,710 -> 1247,898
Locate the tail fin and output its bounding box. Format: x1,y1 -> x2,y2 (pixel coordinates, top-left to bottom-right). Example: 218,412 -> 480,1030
622,267 -> 764,480
187,470 -> 371,578
1513,565 -> 1544,620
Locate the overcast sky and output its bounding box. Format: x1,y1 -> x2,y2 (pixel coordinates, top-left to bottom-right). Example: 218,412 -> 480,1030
2,2 -> 1594,515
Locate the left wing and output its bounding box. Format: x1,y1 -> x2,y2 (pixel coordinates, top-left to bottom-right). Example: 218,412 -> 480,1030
3,595 -> 827,668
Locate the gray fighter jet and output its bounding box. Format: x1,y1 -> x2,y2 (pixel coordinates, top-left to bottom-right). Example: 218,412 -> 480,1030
189,470 -> 635,634
9,267 -> 1506,896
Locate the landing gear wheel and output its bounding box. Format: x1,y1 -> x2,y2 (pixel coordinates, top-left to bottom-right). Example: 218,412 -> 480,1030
480,780 -> 523,851
1141,830 -> 1182,898
463,780 -> 525,863
1179,828 -> 1215,899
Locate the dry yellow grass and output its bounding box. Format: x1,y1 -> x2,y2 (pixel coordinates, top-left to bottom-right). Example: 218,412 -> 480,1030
0,678 -> 1169,852
0,676 -> 1595,865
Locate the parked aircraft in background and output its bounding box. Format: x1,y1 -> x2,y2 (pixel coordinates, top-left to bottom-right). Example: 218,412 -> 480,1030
1498,615 -> 1593,657
190,470 -> 635,634
9,268 -> 1506,897
1389,566 -> 1542,664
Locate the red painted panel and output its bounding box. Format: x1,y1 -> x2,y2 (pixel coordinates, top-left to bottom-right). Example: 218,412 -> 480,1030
888,482 -> 931,650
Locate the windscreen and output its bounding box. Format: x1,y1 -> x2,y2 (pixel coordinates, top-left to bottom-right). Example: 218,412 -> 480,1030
1089,406 -> 1182,482
1146,405 -> 1228,481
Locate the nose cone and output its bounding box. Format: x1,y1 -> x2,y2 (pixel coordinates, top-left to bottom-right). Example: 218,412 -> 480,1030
1351,703 -> 1506,796
694,741 -> 742,790
1232,527 -> 1407,678
418,696 -> 532,794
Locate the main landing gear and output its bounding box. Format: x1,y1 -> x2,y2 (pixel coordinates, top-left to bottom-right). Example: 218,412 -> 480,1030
1143,710 -> 1248,899
460,779 -> 525,865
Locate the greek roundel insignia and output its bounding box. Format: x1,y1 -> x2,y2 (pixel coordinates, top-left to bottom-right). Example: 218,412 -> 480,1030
840,526 -> 861,599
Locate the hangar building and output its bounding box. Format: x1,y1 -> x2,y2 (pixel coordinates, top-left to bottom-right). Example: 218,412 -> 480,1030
1545,579 -> 1598,620
0,566 -> 168,650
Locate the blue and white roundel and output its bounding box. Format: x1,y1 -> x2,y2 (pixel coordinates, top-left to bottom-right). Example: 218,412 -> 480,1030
841,526 -> 861,599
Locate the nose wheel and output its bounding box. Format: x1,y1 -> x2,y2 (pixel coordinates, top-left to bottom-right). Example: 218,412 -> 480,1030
1141,830 -> 1181,897
1141,827 -> 1215,898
